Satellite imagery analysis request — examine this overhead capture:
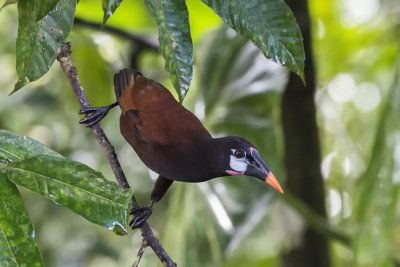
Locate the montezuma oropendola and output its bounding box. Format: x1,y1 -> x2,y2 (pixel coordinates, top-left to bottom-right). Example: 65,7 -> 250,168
79,69 -> 283,229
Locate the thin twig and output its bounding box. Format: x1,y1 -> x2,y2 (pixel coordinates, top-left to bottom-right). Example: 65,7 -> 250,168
73,17 -> 159,51
57,43 -> 130,189
133,239 -> 148,267
57,42 -> 176,267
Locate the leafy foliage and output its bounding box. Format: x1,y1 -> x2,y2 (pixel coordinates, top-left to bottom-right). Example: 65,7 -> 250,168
13,0 -> 76,92
6,155 -> 133,235
35,0 -> 60,21
0,130 -> 134,264
0,129 -> 63,163
202,0 -> 305,83
145,0 -> 193,102
11,0 -> 305,101
102,0 -> 123,24
0,169 -> 44,267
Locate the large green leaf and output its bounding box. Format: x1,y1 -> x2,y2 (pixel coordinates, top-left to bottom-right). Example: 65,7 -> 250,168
202,0 -> 305,83
13,0 -> 76,93
102,0 -> 123,24
0,129 -> 63,163
6,155 -> 133,235
0,169 -> 44,267
35,0 -> 60,21
145,0 -> 193,102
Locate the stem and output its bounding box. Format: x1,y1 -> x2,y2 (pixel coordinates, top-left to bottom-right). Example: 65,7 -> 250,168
57,42 -> 176,267
133,239 -> 147,267
73,17 -> 159,51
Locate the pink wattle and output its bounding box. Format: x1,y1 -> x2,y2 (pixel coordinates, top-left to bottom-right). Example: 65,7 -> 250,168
225,170 -> 244,175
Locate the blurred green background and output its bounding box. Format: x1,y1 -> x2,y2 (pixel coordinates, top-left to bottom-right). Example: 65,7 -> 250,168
0,0 -> 399,266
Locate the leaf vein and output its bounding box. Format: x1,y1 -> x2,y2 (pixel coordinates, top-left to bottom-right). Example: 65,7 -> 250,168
8,167 -> 128,209
0,147 -> 21,160
0,223 -> 19,267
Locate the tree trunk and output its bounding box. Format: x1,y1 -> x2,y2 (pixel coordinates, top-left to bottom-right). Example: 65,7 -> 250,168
280,0 -> 331,266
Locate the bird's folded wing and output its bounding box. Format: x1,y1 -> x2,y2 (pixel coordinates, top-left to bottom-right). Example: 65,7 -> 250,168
119,75 -> 210,146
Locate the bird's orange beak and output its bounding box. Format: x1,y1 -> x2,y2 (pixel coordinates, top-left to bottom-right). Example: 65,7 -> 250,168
247,148 -> 284,194
265,172 -> 284,194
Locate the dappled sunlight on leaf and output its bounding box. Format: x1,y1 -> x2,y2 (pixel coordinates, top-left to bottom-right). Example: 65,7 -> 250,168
145,0 -> 193,102
0,169 -> 44,266
13,0 -> 76,92
6,155 -> 133,235
202,0 -> 305,82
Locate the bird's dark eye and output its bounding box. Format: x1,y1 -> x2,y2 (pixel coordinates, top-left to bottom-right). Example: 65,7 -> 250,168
234,149 -> 246,158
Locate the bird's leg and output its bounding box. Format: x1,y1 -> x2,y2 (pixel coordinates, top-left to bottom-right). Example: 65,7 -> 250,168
129,176 -> 173,229
129,200 -> 155,229
79,102 -> 119,127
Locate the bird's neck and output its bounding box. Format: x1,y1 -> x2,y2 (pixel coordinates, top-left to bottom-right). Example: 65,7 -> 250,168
169,136 -> 229,182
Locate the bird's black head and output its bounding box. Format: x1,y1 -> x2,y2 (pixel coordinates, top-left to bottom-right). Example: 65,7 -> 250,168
214,136 -> 283,194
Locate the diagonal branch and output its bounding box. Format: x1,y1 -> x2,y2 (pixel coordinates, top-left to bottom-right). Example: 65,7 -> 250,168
73,17 -> 159,51
133,239 -> 148,267
57,42 -> 176,267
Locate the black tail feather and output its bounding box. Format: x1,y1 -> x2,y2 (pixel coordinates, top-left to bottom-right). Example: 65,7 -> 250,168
114,69 -> 142,103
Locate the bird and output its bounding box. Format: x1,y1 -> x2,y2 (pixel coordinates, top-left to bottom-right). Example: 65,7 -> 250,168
79,69 -> 283,229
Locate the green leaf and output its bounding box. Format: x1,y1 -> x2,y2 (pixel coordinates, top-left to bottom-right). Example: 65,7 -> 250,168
145,0 -> 193,102
35,0 -> 60,21
102,0 -> 123,25
0,129 -> 63,163
6,155 -> 133,235
0,169 -> 44,267
201,0 -> 305,83
13,0 -> 76,93
0,0 -> 17,12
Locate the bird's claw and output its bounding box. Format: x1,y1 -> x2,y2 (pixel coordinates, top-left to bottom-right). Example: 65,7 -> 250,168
129,206 -> 153,229
79,112 -> 103,125
78,105 -> 113,127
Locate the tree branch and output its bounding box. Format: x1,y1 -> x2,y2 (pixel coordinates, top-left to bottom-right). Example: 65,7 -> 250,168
73,17 -> 159,51
133,239 -> 147,267
57,42 -> 176,267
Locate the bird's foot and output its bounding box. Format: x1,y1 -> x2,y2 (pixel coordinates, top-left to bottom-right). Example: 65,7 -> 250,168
78,102 -> 118,127
129,205 -> 153,229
